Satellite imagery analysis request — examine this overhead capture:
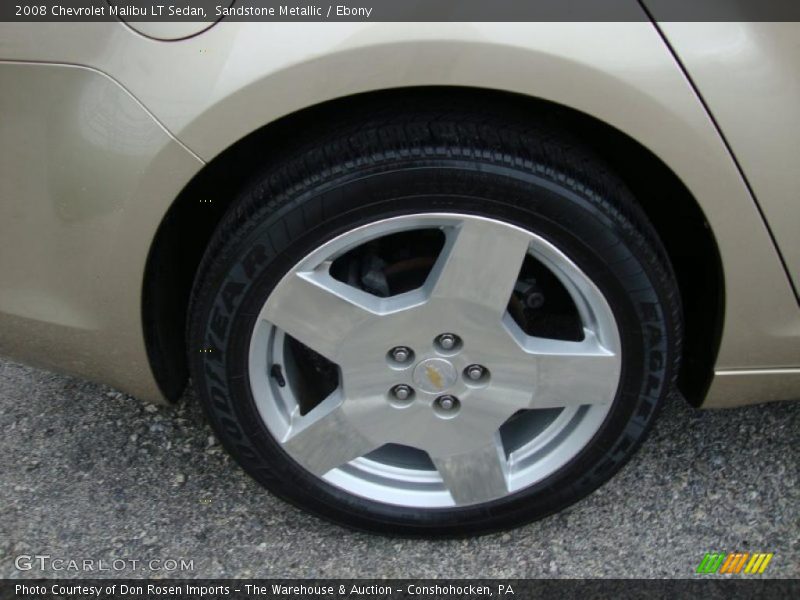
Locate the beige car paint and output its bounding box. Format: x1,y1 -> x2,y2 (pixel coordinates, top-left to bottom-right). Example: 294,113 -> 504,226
0,62 -> 203,402
0,21 -> 798,407
656,22 -> 800,292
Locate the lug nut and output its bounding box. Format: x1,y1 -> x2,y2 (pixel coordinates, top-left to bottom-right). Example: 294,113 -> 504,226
391,347 -> 412,363
392,384 -> 413,401
436,333 -> 459,351
437,395 -> 458,411
466,365 -> 485,381
438,334 -> 456,350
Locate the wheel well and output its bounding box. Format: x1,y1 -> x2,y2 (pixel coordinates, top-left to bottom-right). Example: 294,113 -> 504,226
143,87 -> 723,404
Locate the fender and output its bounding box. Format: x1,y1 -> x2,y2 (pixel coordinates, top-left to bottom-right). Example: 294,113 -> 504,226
0,21 -> 797,404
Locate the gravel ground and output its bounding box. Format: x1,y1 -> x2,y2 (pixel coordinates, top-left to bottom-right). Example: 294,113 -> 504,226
0,358 -> 797,579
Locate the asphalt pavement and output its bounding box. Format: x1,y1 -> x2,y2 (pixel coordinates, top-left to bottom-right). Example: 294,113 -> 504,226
1,358 -> 797,579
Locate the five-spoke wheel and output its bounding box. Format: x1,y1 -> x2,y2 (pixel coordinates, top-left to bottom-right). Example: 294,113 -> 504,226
249,214 -> 621,507
189,101 -> 679,533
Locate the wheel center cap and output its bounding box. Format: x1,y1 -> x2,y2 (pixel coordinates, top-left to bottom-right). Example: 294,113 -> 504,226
413,358 -> 458,393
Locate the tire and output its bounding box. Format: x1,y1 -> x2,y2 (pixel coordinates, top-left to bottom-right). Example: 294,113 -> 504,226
187,97 -> 682,535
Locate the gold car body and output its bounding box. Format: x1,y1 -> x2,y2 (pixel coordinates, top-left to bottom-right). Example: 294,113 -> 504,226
0,22 -> 798,407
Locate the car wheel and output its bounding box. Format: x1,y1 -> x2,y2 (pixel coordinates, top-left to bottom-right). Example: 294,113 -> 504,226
187,102 -> 682,534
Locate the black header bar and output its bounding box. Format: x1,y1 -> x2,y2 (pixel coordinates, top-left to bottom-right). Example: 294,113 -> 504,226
2,1 -> 800,23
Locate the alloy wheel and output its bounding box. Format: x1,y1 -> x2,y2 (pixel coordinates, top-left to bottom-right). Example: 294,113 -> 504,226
248,213 -> 622,508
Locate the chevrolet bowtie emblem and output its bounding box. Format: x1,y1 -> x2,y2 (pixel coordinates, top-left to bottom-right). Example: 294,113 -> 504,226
425,365 -> 445,390
413,358 -> 458,393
